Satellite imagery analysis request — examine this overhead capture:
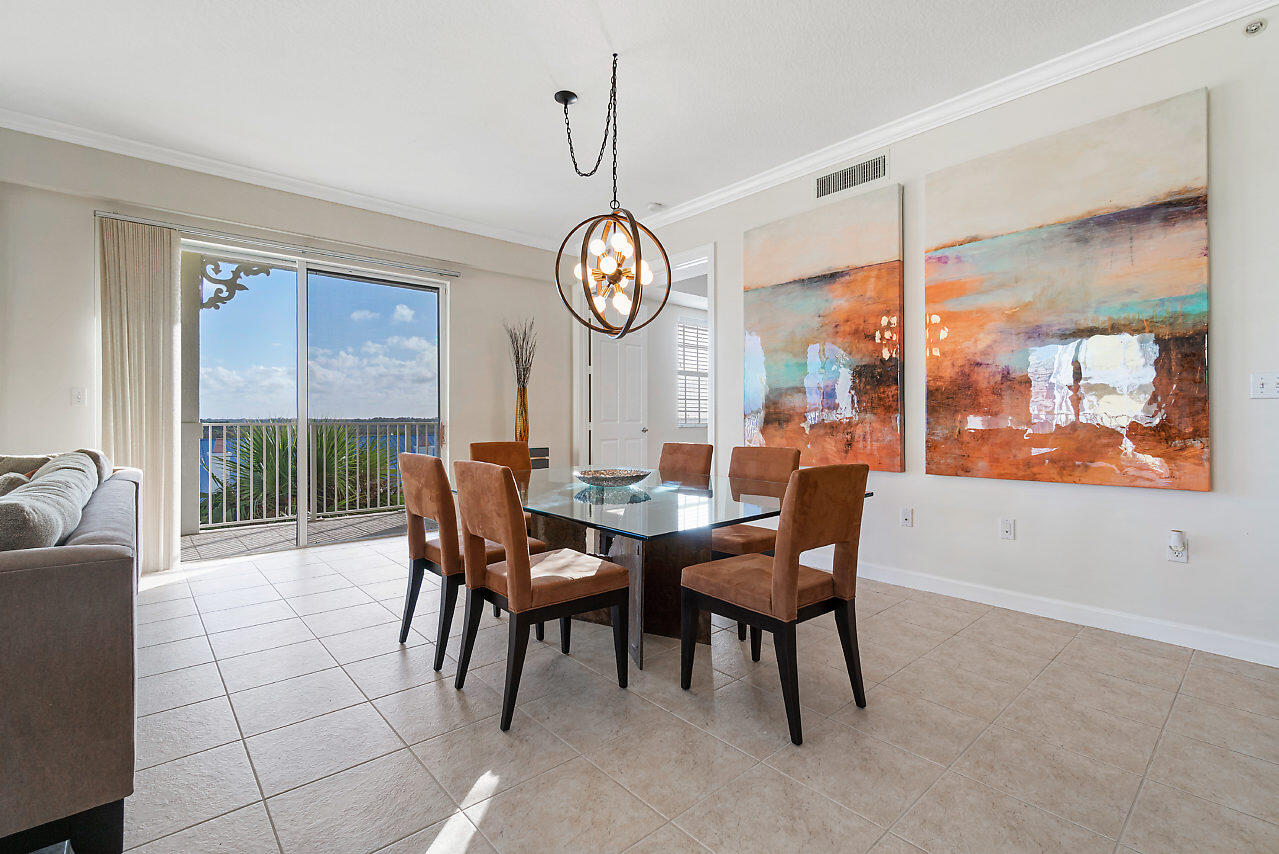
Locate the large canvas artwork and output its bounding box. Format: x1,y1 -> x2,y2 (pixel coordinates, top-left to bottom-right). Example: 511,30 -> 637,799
744,184 -> 903,471
924,90 -> 1209,490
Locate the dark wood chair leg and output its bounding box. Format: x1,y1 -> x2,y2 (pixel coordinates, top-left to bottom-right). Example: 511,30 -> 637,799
535,622 -> 545,641
738,621 -> 747,640
680,588 -> 698,690
749,625 -> 762,662
774,622 -> 803,745
834,598 -> 867,707
433,574 -> 460,671
493,602 -> 500,619
559,617 -> 572,653
454,589 -> 484,689
500,613 -> 532,730
399,562 -> 425,643
610,602 -> 628,688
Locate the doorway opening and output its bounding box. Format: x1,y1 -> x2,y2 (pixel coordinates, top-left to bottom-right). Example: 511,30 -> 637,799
580,245 -> 715,472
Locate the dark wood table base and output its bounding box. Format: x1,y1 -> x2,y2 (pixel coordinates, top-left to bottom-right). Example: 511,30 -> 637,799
528,515 -> 712,668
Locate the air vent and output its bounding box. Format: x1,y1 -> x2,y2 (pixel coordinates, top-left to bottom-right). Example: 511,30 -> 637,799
816,154 -> 887,198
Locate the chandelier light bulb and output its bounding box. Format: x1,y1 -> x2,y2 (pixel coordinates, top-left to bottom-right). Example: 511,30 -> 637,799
610,231 -> 632,255
599,255 -> 618,275
612,291 -> 632,314
573,262 -> 583,281
592,293 -> 608,314
639,259 -> 653,285
588,238 -> 607,256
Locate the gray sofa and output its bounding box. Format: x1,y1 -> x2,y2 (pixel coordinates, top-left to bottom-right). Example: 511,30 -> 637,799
0,458 -> 140,854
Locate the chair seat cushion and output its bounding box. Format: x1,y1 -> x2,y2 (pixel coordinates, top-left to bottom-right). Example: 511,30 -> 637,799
681,554 -> 835,617
484,548 -> 628,611
424,533 -> 547,574
710,523 -> 776,556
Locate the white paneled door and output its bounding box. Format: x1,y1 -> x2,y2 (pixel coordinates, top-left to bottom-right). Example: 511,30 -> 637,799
590,331 -> 648,467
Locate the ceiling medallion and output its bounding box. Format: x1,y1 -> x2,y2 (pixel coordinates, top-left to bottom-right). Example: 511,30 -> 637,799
553,54 -> 671,339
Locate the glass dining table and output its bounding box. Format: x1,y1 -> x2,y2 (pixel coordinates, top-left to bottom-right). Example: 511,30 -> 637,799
514,467 -> 872,668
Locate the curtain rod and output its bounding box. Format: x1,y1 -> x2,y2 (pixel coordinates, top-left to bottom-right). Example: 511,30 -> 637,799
93,210 -> 461,278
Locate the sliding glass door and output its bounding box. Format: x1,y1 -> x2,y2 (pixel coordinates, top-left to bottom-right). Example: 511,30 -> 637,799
304,270 -> 441,546
183,244 -> 443,559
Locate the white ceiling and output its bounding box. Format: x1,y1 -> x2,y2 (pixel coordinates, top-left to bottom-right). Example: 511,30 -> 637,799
0,0 -> 1209,249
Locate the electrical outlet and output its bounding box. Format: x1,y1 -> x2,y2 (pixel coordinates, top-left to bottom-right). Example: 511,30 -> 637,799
1000,518 -> 1016,540
900,507 -> 914,527
70,387 -> 87,407
1251,372 -> 1279,399
1168,530 -> 1189,563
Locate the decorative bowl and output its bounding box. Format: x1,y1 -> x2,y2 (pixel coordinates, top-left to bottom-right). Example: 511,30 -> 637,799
574,468 -> 650,488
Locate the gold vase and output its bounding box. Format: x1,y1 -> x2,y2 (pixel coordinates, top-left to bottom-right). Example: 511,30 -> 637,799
515,385 -> 529,443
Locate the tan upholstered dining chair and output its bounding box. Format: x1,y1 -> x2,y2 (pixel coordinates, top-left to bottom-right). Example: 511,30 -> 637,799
397,453 -> 547,670
469,441 -> 539,620
453,460 -> 631,730
710,446 -> 801,646
680,463 -> 870,745
657,442 -> 713,482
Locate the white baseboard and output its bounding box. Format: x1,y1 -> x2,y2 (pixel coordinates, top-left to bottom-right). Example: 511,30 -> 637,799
800,550 -> 1279,668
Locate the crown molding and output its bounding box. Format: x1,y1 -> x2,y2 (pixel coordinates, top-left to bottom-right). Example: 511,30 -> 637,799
647,0 -> 1274,230
0,108 -> 559,252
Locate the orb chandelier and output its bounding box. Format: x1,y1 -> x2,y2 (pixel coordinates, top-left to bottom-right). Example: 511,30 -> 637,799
553,54 -> 671,339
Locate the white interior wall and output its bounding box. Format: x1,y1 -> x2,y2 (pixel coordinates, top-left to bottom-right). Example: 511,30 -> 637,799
656,12 -> 1279,663
0,131 -> 571,472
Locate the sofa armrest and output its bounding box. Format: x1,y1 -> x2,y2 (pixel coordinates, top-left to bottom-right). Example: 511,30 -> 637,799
0,545 -> 136,837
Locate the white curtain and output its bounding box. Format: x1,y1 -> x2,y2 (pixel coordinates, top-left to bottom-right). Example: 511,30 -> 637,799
99,218 -> 180,574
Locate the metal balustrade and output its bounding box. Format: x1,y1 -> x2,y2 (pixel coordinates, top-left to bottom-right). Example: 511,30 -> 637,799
199,419 -> 440,530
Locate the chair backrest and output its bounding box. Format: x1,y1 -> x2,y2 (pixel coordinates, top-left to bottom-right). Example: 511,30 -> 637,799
658,442 -> 713,480
770,464 -> 869,620
728,446 -> 800,483
453,460 -> 533,608
470,441 -> 532,471
398,453 -> 460,572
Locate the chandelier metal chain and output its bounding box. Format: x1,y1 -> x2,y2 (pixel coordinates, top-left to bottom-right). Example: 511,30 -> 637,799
561,53 -> 619,209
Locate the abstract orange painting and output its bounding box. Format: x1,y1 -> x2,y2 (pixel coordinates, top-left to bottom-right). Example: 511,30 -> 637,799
924,91 -> 1209,490
744,185 -> 903,471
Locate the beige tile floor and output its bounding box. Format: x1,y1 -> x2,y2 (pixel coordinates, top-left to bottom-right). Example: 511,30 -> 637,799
130,537 -> 1279,853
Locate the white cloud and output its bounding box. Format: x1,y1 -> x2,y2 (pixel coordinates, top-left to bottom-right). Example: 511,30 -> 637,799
386,335 -> 434,352
307,344 -> 438,419
349,309 -> 380,321
200,365 -> 297,419
202,335 -> 439,420
391,304 -> 415,323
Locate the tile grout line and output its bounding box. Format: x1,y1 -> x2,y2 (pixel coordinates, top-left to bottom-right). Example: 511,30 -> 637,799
1113,643 -> 1193,848
880,622 -> 1086,849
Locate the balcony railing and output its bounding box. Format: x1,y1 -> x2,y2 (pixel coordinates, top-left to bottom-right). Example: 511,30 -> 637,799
199,419 -> 440,530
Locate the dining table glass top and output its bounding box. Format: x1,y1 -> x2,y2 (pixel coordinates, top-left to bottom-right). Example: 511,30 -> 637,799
516,467 -> 790,540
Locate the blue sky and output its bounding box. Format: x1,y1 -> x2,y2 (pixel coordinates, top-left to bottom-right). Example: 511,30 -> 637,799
200,266 -> 439,420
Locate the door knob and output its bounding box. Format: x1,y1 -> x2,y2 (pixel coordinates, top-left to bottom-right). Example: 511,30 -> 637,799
641,427 -> 649,433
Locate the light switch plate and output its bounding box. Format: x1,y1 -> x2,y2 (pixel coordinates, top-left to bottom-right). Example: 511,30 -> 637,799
1250,372 -> 1279,399
900,507 -> 914,527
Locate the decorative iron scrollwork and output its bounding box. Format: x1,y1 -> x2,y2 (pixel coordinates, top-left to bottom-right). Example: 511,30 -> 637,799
199,258 -> 274,310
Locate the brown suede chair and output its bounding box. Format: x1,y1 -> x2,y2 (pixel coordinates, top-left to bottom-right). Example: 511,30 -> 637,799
453,460 -> 630,730
680,463 -> 870,745
657,442 -> 713,482
710,446 -> 801,642
469,441 -> 537,619
398,453 -> 547,670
